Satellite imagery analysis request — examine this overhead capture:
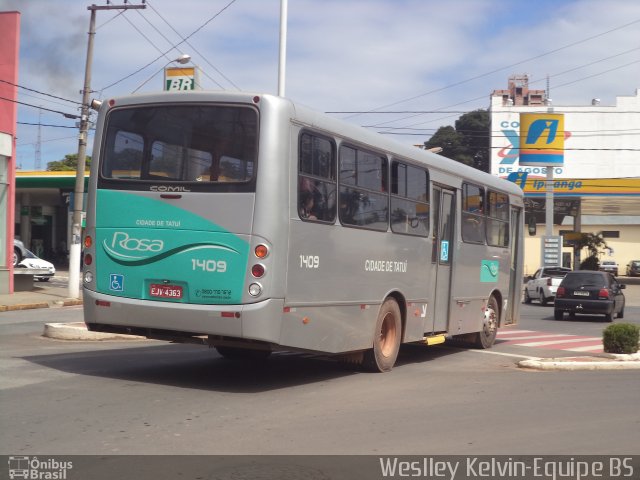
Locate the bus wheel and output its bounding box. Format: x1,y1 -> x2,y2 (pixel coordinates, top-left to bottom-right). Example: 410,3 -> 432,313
215,346 -> 271,361
363,298 -> 402,372
474,295 -> 499,349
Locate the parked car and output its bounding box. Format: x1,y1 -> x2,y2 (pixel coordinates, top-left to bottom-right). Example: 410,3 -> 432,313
523,267 -> 572,305
554,271 -> 625,322
599,260 -> 619,276
626,260 -> 640,277
16,249 -> 56,281
13,239 -> 28,267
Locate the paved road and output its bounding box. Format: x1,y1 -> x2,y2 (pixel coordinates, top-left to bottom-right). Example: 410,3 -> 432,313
1,305 -> 638,457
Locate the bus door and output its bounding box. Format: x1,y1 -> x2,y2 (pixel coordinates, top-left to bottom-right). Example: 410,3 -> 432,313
505,206 -> 522,325
430,186 -> 455,333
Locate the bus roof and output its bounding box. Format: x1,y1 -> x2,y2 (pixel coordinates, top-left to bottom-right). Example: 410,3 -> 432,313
101,90 -> 523,199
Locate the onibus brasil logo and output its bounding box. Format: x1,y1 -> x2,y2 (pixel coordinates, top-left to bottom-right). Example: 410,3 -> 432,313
8,456 -> 73,479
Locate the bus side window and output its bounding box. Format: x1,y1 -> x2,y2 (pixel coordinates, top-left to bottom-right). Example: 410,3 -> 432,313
462,183 -> 486,244
487,190 -> 510,246
298,132 -> 336,223
390,160 -> 429,236
338,145 -> 388,231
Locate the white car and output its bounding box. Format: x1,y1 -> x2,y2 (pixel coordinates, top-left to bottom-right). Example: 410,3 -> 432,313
524,267 -> 572,305
17,249 -> 56,281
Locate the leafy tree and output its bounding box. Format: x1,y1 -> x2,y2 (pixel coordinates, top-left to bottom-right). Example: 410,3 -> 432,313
423,126 -> 466,162
424,109 -> 490,172
455,109 -> 491,172
46,154 -> 91,171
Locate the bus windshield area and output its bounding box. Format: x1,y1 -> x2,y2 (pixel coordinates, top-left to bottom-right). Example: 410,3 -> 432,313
100,105 -> 258,185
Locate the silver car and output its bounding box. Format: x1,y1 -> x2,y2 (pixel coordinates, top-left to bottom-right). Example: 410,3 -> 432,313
599,260 -> 619,276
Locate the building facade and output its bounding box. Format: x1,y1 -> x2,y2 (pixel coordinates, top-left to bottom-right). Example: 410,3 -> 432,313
0,11 -> 20,294
490,75 -> 640,275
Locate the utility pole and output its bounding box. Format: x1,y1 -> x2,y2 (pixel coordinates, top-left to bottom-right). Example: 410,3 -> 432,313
69,2 -> 146,299
35,108 -> 42,170
277,0 -> 288,97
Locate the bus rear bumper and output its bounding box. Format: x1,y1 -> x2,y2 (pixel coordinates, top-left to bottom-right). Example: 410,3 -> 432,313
83,288 -> 284,344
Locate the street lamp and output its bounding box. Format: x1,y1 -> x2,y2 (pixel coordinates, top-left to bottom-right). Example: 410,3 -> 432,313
132,54 -> 192,93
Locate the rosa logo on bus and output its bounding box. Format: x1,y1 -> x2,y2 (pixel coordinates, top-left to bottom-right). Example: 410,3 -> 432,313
103,232 -> 164,262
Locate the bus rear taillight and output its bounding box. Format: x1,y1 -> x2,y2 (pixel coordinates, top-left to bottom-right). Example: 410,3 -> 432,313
84,236 -> 93,248
254,244 -> 269,258
84,253 -> 93,266
251,264 -> 265,278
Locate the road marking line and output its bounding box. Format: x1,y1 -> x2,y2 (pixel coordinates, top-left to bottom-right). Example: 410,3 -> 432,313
497,330 -> 536,335
518,337 -> 600,347
564,345 -> 604,352
470,350 -> 540,360
499,334 -> 572,341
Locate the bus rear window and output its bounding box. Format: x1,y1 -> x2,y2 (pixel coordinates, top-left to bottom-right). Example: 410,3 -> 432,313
101,105 -> 258,185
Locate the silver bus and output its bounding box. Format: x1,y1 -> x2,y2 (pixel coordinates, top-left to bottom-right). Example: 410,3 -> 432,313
83,91 -> 523,372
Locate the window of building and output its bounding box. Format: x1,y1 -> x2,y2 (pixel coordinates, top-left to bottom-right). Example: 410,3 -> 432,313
298,132 -> 336,223
339,145 -> 388,231
390,161 -> 429,236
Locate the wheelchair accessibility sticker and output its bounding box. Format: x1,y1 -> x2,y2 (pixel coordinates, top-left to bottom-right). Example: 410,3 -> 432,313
109,274 -> 124,292
440,240 -> 449,262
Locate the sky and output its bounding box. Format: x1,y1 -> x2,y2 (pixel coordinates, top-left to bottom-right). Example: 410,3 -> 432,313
3,0 -> 640,170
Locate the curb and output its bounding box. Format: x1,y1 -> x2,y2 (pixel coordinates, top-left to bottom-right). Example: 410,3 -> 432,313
518,353 -> 640,371
43,322 -> 146,341
0,299 -> 82,312
0,302 -> 50,312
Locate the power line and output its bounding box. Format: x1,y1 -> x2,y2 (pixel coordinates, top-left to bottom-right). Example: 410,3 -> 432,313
362,58 -> 640,132
100,0 -> 238,92
17,122 -> 77,129
0,96 -> 79,119
16,135 -> 81,148
342,18 -> 640,120
143,2 -> 238,90
0,79 -> 81,105
335,110 -> 640,115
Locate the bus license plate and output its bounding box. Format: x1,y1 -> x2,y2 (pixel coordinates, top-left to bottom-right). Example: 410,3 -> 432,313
573,291 -> 590,296
150,284 -> 183,299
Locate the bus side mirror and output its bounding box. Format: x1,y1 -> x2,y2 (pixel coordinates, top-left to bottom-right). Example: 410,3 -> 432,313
528,216 -> 537,236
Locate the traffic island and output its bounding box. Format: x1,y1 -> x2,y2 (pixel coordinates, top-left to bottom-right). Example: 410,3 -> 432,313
43,322 -> 146,341
518,353 -> 640,371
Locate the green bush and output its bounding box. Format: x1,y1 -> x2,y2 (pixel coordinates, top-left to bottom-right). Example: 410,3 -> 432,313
603,323 -> 640,354
579,255 -> 600,271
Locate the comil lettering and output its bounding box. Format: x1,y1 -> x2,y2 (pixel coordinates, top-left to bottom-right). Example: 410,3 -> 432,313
112,232 -> 164,252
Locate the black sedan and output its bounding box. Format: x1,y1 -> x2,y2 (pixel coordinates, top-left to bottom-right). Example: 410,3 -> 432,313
554,271 -> 625,322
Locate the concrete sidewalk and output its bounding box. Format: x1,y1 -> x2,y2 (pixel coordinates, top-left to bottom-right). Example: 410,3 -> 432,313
0,275 -> 82,312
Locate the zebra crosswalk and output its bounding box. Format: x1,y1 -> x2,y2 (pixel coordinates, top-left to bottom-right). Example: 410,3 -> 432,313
497,329 -> 603,353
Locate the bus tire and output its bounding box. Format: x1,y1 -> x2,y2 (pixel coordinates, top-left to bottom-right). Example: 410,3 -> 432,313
473,295 -> 499,349
215,346 -> 271,361
363,298 -> 402,372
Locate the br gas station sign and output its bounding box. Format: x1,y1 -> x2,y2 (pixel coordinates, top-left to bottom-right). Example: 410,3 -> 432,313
164,66 -> 200,91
